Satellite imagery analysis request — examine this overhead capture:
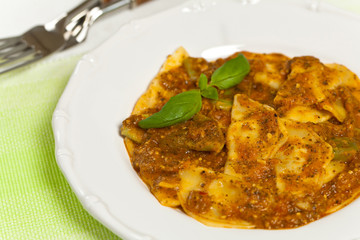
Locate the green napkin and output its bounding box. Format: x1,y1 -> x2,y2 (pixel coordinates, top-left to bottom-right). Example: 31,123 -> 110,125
0,57 -> 121,240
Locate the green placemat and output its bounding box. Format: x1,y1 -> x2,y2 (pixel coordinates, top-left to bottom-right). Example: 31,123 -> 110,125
0,57 -> 121,240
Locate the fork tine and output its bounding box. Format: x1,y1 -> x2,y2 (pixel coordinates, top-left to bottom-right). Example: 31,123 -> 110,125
0,47 -> 42,74
0,53 -> 42,74
0,42 -> 29,58
0,36 -> 22,51
0,47 -> 36,65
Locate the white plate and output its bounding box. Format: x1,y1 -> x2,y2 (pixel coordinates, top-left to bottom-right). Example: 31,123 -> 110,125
52,0 -> 360,239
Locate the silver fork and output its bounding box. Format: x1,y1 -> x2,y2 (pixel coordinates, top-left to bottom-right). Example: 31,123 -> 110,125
0,0 -> 150,74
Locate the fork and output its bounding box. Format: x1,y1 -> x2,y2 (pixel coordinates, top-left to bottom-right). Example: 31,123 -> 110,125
0,0 -> 150,74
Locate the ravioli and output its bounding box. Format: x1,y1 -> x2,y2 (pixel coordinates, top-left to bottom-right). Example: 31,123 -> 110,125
178,167 -> 255,228
274,56 -> 357,123
225,94 -> 288,181
121,47 -> 360,229
275,120 -> 334,195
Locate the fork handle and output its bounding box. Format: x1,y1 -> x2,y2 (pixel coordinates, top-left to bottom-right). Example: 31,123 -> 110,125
65,0 -> 152,26
65,0 -> 132,29
54,0 -> 143,48
66,0 -> 133,25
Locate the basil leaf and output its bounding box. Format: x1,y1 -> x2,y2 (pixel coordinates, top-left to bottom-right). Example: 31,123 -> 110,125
210,54 -> 250,89
138,90 -> 202,129
201,86 -> 218,100
198,73 -> 208,91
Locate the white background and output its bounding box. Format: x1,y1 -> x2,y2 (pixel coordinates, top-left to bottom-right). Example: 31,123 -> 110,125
1,0 -> 359,58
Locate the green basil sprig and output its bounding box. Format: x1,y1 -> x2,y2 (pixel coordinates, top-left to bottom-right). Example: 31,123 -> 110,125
199,73 -> 218,100
138,53 -> 250,129
210,54 -> 250,89
201,86 -> 218,100
138,90 -> 202,129
198,73 -> 208,91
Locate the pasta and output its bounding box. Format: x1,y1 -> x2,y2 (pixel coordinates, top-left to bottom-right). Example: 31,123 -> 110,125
121,47 -> 360,229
